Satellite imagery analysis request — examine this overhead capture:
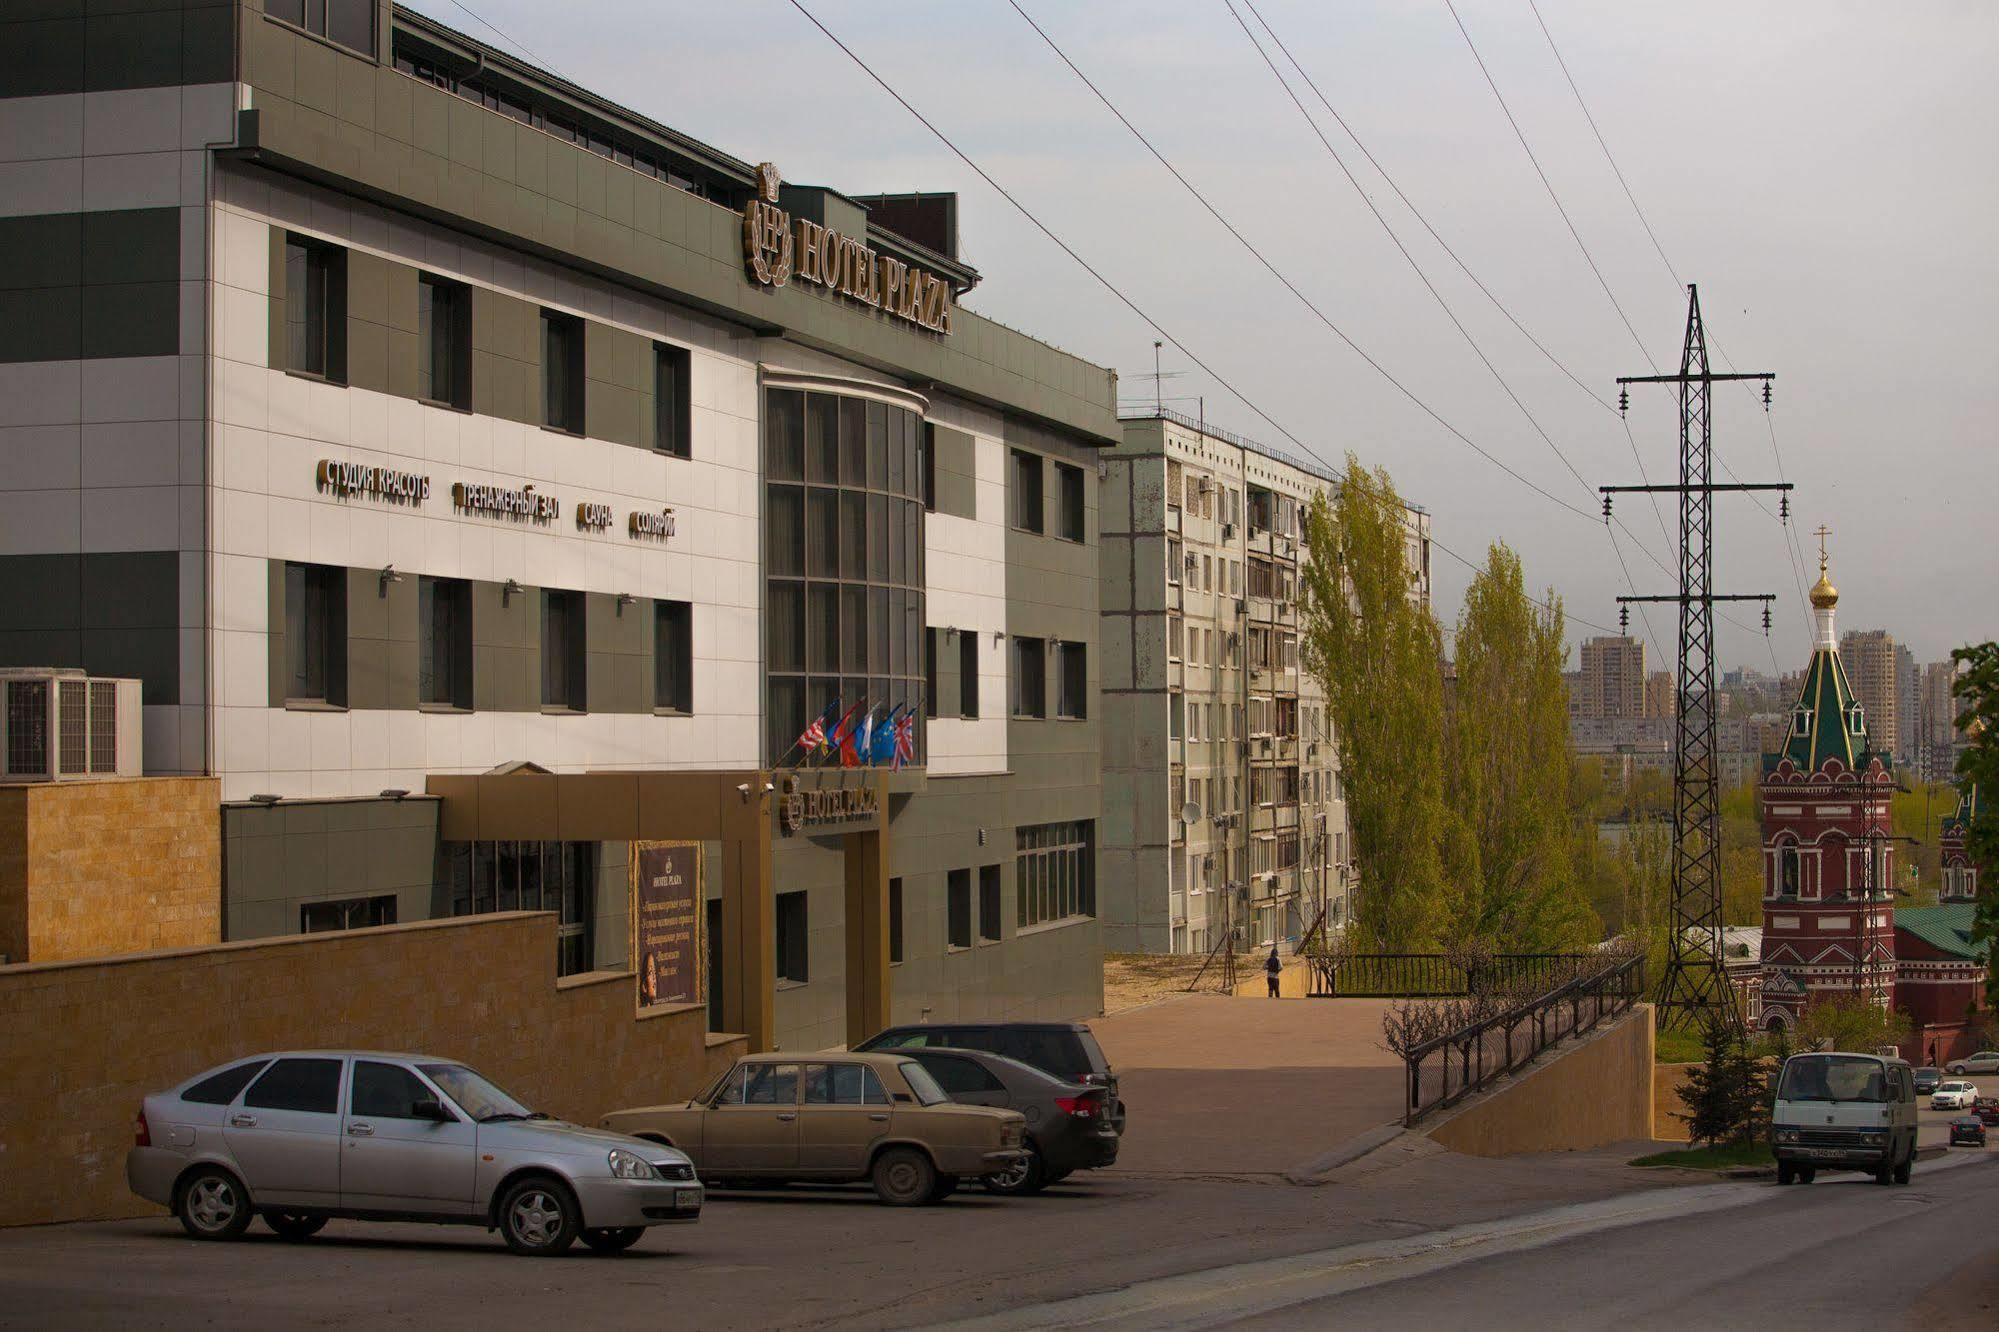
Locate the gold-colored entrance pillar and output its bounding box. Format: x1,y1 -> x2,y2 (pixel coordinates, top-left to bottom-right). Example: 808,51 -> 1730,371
844,825 -> 890,1047
720,774 -> 776,1052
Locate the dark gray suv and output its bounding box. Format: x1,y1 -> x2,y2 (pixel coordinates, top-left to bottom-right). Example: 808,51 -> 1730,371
856,1022 -> 1124,1135
898,1047 -> 1120,1194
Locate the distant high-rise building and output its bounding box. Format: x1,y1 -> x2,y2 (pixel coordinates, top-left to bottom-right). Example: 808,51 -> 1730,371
1579,636 -> 1646,721
1918,660 -> 1964,782
1894,644 -> 1918,766
1643,671 -> 1676,719
1840,630 -> 1900,764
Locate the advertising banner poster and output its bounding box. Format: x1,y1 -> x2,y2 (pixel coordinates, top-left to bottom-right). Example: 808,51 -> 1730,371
630,841 -> 703,1010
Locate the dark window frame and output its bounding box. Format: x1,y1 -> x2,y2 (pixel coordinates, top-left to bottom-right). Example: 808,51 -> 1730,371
417,273 -> 472,410
947,869 -> 972,950
1011,449 -> 1044,534
541,589 -> 586,712
299,893 -> 397,934
1056,640 -> 1087,720
1056,461 -> 1085,542
265,1 -> 378,60
654,599 -> 693,714
418,575 -> 473,710
540,309 -> 586,435
284,234 -> 346,384
776,889 -> 809,983
959,633 -> 979,719
284,561 -> 346,708
654,342 -> 691,457
978,865 -> 1002,943
889,877 -> 904,965
1012,636 -> 1046,719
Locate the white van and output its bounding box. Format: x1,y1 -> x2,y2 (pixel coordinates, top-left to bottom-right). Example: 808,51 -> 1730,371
1771,1051 -> 1919,1186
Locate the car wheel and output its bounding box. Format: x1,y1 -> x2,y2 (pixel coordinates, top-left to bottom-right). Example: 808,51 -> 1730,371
1893,1152 -> 1913,1185
1776,1161 -> 1795,1186
580,1226 -> 646,1254
498,1176 -> 580,1256
1948,1063 -> 1963,1074
1873,1161 -> 1894,1186
261,1210 -> 327,1240
175,1167 -> 252,1241
982,1143 -> 1048,1197
1798,1167 -> 1816,1184
929,1175 -> 959,1202
871,1147 -> 936,1206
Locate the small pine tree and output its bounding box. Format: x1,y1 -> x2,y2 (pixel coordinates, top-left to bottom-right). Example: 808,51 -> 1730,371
1676,1019 -> 1742,1148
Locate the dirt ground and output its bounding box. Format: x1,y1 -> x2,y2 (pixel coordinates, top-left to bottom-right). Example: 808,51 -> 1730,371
1102,951 -> 1241,1012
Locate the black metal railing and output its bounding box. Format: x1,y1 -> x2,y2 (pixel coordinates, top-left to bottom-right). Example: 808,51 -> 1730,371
1398,952 -> 1647,1127
1307,951 -> 1589,998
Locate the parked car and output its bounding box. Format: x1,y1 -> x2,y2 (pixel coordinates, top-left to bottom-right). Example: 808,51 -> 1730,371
1973,1096 -> 1999,1126
126,1051 -> 701,1256
1931,1080 -> 1979,1111
897,1046 -> 1121,1195
1912,1067 -> 1943,1096
854,1022 -> 1124,1132
600,1053 -> 1025,1206
1945,1051 -> 1999,1076
1947,1115 -> 1988,1148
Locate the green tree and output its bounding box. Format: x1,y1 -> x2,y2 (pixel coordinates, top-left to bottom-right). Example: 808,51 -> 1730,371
1677,1018 -> 1764,1148
1298,458 -> 1446,949
1951,642 -> 1999,1012
1441,543 -> 1597,950
1795,993 -> 1912,1054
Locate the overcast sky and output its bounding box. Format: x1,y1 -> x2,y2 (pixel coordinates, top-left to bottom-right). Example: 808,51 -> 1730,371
405,0 -> 1998,672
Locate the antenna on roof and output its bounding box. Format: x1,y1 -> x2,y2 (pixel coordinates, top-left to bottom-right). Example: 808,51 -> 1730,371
1130,340 -> 1185,414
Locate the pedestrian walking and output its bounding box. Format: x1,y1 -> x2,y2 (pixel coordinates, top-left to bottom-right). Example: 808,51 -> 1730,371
1265,945 -> 1282,998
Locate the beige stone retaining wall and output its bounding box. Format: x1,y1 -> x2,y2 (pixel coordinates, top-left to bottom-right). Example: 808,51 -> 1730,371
0,912 -> 743,1227
1425,1005 -> 1657,1156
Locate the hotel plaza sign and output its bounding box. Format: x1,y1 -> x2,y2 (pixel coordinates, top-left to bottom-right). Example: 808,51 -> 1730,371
778,775 -> 881,836
743,163 -> 954,336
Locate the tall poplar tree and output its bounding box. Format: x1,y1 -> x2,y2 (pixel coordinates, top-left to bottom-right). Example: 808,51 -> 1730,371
1442,544 -> 1598,950
1951,642 -> 1999,1011
1298,458 -> 1446,949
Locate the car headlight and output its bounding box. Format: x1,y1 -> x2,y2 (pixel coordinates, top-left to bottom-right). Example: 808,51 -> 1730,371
607,1148 -> 661,1181
1857,1129 -> 1885,1140
1774,1129 -> 1798,1144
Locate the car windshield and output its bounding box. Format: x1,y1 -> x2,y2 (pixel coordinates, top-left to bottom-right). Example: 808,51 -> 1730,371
898,1060 -> 951,1106
1777,1055 -> 1889,1103
419,1063 -> 539,1122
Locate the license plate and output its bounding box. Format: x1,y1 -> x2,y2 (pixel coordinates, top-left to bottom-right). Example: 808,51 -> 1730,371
675,1188 -> 700,1208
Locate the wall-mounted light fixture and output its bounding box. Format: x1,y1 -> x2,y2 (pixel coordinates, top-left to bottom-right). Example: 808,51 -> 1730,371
503,578 -> 524,606
616,592 -> 636,615
248,793 -> 281,805
378,564 -> 402,596
992,629 -> 1005,646
944,625 -> 959,640
379,788 -> 409,801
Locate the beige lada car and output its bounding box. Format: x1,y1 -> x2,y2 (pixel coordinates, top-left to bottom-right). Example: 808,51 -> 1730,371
601,1052 -> 1025,1205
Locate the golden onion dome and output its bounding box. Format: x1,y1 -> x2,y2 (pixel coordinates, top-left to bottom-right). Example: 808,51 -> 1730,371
1809,569 -> 1838,609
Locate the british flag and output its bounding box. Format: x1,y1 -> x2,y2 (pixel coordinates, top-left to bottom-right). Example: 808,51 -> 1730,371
892,708 -> 916,770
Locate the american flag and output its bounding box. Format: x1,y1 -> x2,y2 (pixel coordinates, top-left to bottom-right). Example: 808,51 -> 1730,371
796,697 -> 841,754
892,708 -> 916,770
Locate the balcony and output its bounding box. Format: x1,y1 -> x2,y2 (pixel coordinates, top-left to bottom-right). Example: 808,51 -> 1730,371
1275,802 -> 1300,832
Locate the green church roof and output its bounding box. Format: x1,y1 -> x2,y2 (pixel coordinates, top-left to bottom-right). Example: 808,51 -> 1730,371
1768,645 -> 1880,774
1943,782 -> 1984,834
1894,903 -> 1986,962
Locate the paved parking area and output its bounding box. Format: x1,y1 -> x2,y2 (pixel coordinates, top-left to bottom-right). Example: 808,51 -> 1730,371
1087,995 -> 1402,1175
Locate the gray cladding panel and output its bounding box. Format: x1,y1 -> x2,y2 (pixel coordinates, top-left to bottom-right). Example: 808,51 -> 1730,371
0,209 -> 182,362
0,2 -> 235,101
223,795 -> 442,943
0,553 -> 180,703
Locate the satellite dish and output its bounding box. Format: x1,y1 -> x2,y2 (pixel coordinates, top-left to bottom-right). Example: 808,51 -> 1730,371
1180,801 -> 1202,824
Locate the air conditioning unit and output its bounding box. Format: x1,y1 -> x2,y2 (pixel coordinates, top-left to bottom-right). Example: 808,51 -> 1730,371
0,669 -> 143,782
1222,522 -> 1236,540
1197,476 -> 1214,494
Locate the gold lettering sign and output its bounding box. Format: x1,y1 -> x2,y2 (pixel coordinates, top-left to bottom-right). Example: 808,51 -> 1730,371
779,777 -> 881,834
743,163 -> 953,336
316,459 -> 430,504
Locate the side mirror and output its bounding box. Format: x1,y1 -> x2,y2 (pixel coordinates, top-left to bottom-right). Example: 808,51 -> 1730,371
412,1098 -> 453,1122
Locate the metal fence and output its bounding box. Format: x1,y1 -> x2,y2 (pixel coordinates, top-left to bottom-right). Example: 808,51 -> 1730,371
1306,951 -> 1589,998
1399,952 -> 1648,1127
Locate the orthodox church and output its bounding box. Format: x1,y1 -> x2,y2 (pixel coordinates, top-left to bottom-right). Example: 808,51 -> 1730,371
1756,545 -> 1989,1062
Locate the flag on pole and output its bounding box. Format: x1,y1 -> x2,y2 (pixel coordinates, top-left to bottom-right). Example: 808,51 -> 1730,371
842,706 -> 873,768
892,707 -> 916,770
795,696 -> 841,756
822,698 -> 865,760
870,704 -> 901,766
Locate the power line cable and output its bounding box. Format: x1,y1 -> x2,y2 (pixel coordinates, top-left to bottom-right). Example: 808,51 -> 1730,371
782,0 -> 1624,636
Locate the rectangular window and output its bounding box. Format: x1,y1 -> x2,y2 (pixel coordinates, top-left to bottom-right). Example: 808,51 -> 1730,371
417,576 -> 471,708
267,1 -> 376,59
1011,449 -> 1043,533
284,236 -> 345,382
300,894 -> 397,934
1167,537 -> 1181,585
1057,641 -> 1087,719
541,309 -> 585,434
947,869 -> 972,949
776,890 -> 809,982
920,423 -> 937,511
889,878 -> 904,964
417,274 -> 470,408
958,633 -> 979,718
654,599 -> 692,713
978,865 -> 1002,942
924,628 -> 939,719
654,342 -> 691,457
284,562 -> 345,705
1012,637 -> 1045,718
541,589 -> 585,711
1056,462 -> 1084,542
1016,820 -> 1095,928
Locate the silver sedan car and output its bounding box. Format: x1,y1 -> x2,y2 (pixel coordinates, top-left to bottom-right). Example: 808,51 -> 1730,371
126,1050 -> 702,1255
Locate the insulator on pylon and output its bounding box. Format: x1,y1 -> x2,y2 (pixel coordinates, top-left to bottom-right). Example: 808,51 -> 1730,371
1618,386 -> 1629,416
1762,381 -> 1772,410
1619,605 -> 1629,633
1762,605 -> 1772,635
1602,494 -> 1613,522
1779,494 -> 1789,522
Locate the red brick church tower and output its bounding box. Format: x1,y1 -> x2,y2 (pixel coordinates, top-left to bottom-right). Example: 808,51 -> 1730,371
1757,538 -> 1898,1031
1939,781 -> 1983,903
